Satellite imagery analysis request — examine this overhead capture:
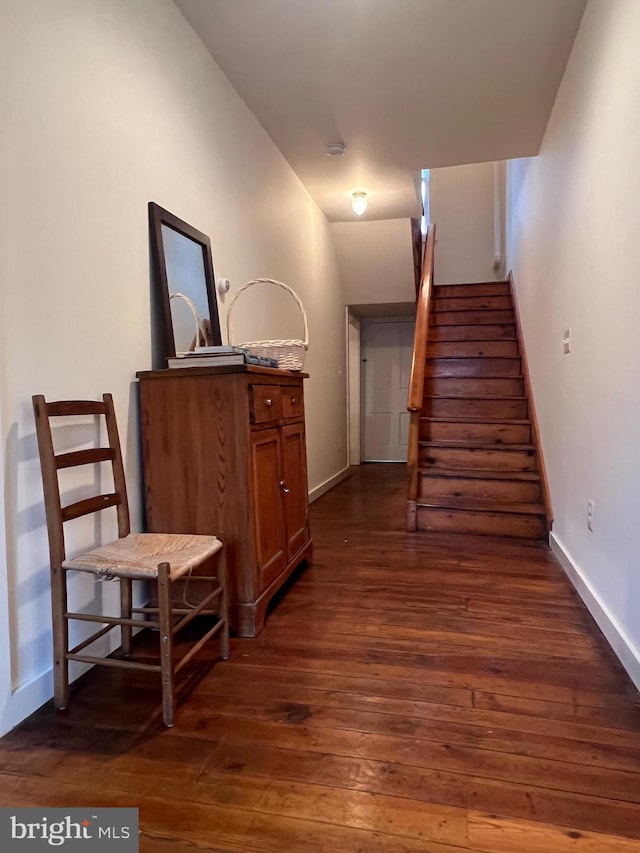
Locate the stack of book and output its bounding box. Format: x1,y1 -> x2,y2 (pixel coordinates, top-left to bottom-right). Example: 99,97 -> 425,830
167,346 -> 278,369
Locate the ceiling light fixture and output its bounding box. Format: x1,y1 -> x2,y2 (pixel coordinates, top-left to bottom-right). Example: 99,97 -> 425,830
325,142 -> 346,157
351,191 -> 367,216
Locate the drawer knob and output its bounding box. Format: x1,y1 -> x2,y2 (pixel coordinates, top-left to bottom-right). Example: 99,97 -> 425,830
290,397 -> 297,404
265,398 -> 273,406
279,480 -> 290,494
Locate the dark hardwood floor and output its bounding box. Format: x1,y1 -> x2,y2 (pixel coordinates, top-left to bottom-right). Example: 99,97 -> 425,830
2,463 -> 640,851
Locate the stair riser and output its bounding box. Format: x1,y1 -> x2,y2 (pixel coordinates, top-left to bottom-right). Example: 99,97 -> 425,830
428,341 -> 520,358
419,446 -> 537,472
435,283 -> 511,298
424,377 -> 524,397
419,421 -> 531,444
430,325 -> 516,342
418,475 -> 541,504
426,398 -> 528,419
432,310 -> 514,326
433,295 -> 513,312
415,506 -> 546,539
426,358 -> 521,378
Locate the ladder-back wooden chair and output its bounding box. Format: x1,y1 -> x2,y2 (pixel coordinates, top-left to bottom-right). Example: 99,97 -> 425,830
32,393 -> 229,727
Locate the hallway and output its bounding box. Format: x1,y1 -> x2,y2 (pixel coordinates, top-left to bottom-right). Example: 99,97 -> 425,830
1,464 -> 640,851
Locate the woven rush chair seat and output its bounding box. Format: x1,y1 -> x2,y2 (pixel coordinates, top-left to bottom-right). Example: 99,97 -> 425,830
32,393 -> 229,727
63,533 -> 222,580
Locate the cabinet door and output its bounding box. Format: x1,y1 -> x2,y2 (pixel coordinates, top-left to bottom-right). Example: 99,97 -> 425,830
250,428 -> 287,591
281,422 -> 310,559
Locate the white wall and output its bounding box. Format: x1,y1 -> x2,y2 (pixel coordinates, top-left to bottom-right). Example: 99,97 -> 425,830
430,161 -> 500,285
0,0 -> 346,734
0,405 -> 11,735
506,0 -> 640,688
331,219 -> 415,308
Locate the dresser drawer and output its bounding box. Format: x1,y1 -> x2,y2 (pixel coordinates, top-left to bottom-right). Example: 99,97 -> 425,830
250,385 -> 282,423
281,386 -> 304,420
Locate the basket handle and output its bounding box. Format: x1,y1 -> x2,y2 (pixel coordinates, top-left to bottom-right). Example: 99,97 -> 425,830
225,278 -> 309,346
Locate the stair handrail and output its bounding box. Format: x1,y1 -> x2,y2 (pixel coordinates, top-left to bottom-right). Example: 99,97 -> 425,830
406,223 -> 435,527
408,223 -> 435,414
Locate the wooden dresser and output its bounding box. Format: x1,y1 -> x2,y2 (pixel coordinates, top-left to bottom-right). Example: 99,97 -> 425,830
136,365 -> 312,636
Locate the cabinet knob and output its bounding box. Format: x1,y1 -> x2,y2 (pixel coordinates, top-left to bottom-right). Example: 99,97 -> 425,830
265,398 -> 273,406
290,397 -> 297,404
279,480 -> 291,494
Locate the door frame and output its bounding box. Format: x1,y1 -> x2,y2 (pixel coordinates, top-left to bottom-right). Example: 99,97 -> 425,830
350,313 -> 416,465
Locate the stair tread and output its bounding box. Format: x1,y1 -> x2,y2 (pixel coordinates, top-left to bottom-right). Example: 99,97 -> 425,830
418,467 -> 540,482
426,373 -> 524,379
431,334 -> 518,340
419,440 -> 535,452
423,394 -> 527,401
431,324 -> 515,329
431,331 -> 517,341
433,278 -> 510,293
427,353 -> 520,358
426,355 -> 521,361
416,498 -> 546,516
433,293 -> 509,299
431,305 -> 514,312
420,416 -> 531,425
428,350 -> 520,354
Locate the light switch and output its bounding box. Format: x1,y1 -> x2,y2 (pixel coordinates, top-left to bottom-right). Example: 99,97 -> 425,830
563,329 -> 571,354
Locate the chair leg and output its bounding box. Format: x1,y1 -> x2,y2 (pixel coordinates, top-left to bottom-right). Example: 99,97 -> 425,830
157,563 -> 175,727
51,566 -> 69,710
120,577 -> 133,656
218,551 -> 230,661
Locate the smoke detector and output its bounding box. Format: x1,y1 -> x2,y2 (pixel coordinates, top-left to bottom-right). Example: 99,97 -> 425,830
325,142 -> 346,157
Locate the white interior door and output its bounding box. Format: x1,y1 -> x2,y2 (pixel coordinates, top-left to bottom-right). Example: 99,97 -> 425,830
346,310 -> 361,465
362,319 -> 415,462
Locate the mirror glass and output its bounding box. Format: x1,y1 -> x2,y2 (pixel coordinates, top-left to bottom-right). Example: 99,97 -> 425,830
162,224 -> 211,354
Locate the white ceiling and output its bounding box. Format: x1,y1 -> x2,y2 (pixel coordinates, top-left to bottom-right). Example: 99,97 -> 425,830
174,0 -> 586,222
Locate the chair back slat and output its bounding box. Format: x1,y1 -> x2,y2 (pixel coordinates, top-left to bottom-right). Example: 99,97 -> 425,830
55,448 -> 116,470
45,400 -> 108,417
62,493 -> 121,523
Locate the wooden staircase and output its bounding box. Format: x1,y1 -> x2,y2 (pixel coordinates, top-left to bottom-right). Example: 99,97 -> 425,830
407,227 -> 551,540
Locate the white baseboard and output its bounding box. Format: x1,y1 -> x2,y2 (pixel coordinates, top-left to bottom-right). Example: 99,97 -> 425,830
550,532 -> 640,693
0,667 -> 53,737
309,467 -> 350,503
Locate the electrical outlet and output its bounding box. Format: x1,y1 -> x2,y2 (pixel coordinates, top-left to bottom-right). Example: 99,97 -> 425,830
563,329 -> 571,354
587,499 -> 595,532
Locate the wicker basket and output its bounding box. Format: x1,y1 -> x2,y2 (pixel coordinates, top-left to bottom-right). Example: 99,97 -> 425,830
226,278 -> 308,371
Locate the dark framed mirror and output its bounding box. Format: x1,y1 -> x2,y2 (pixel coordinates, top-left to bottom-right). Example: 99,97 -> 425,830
148,202 -> 222,360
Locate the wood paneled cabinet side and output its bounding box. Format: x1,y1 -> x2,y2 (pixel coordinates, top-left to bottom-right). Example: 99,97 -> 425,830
136,365 -> 312,636
250,427 -> 287,591
281,422 -> 310,557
